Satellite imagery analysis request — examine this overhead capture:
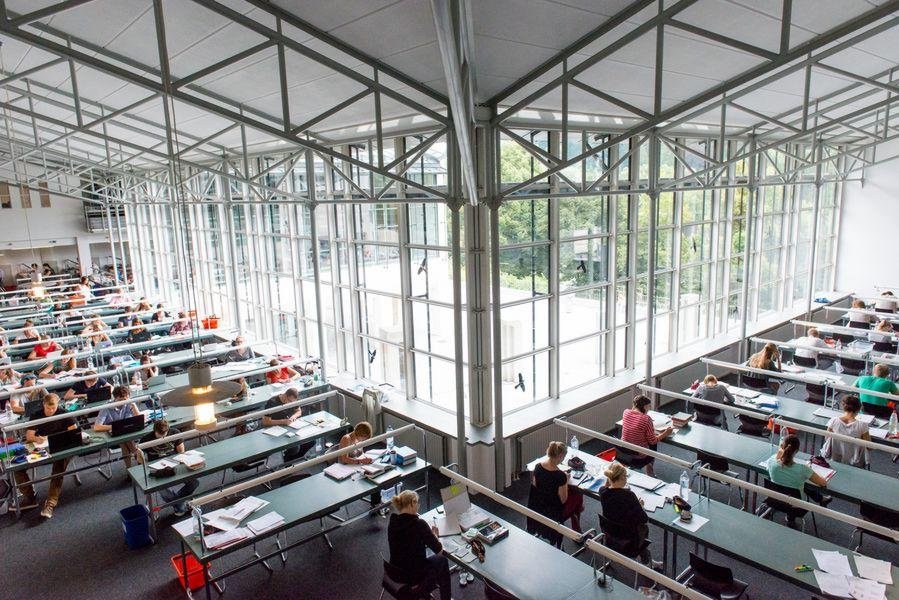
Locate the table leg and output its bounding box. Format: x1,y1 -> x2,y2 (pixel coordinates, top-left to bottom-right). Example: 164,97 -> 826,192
662,529 -> 669,577
203,560 -> 212,600
147,492 -> 157,540
672,532 -> 678,577
179,541 -> 192,600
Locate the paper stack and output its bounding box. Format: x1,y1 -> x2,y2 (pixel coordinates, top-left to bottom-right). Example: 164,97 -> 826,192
810,549 -> 891,600
247,512 -> 285,536
174,450 -> 205,470
262,426 -> 288,437
204,527 -> 250,550
148,458 -> 178,471
324,463 -> 357,481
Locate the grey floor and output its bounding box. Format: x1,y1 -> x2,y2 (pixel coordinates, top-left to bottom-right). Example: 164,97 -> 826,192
1,387 -> 897,600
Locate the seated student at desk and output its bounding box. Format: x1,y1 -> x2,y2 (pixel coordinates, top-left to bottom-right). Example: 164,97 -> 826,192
15,319 -> 40,343
35,347 -> 77,379
527,441 -> 570,548
337,421 -> 383,510
874,291 -> 897,313
388,490 -> 451,600
82,319 -> 111,346
265,359 -> 300,384
92,385 -> 140,468
169,312 -> 191,336
766,434 -> 832,518
599,461 -> 663,570
621,395 -> 672,477
127,319 -> 152,344
794,327 -> 828,366
226,336 -> 253,362
132,297 -> 152,313
11,374 -> 48,415
41,263 -> 54,277
132,354 -> 158,386
263,388 -> 314,463
848,299 -> 873,329
867,320 -> 895,352
149,304 -> 169,323
63,370 -> 111,402
27,335 -> 59,361
105,288 -> 131,307
691,374 -> 734,426
0,366 -> 21,386
75,276 -> 93,299
748,342 -> 782,393
822,395 -> 870,469
137,419 -> 198,516
854,363 -> 897,408
15,393 -> 78,519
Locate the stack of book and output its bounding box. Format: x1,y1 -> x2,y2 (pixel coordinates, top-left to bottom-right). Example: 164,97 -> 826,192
671,412 -> 693,428
394,446 -> 417,466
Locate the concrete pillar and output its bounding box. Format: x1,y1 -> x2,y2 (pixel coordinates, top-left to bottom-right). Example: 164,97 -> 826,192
75,236 -> 92,276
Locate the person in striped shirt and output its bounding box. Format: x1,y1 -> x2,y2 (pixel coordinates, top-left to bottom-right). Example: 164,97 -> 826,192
621,395 -> 672,477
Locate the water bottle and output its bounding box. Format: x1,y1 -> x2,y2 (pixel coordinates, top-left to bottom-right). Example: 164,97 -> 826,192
315,437 -> 323,455
570,435 -> 579,452
386,425 -> 395,453
679,470 -> 690,498
87,355 -> 95,369
134,371 -> 142,389
889,411 -> 898,436
112,373 -> 121,387
4,401 -> 12,421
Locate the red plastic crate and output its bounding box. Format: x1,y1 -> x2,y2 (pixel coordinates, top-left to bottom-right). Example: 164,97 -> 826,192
170,553 -> 212,591
596,449 -> 616,462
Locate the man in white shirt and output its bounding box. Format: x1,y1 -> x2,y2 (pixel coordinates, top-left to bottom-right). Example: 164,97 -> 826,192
874,291 -> 897,313
794,327 -> 828,362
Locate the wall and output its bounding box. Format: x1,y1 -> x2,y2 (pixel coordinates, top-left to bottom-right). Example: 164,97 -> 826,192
836,138 -> 899,296
0,187 -> 115,286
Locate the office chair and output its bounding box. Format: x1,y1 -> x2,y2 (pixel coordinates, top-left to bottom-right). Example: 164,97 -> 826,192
696,450 -> 743,507
598,513 -> 652,587
850,502 -> 899,551
735,414 -> 770,440
792,355 -> 817,369
756,478 -> 818,535
838,357 -> 866,376
483,580 -> 516,600
740,373 -> 770,392
221,457 -> 269,486
848,320 -> 872,330
379,558 -> 438,600
873,340 -> 897,353
861,402 -> 894,420
804,382 -> 826,405
833,333 -> 856,345
676,552 -> 749,600
693,405 -> 726,428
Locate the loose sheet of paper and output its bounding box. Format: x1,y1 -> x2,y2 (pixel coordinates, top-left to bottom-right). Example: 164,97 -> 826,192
172,517 -> 198,537
247,512 -> 284,536
262,426 -> 287,437
656,482 -> 682,501
814,571 -> 852,598
854,555 -> 893,585
848,577 -> 887,600
633,489 -> 665,512
812,549 -> 854,577
671,513 -> 709,532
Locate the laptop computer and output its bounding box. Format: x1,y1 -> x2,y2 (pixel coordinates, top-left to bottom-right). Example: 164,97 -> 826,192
86,386 -> 112,403
110,414 -> 145,437
45,350 -> 63,360
435,484 -> 490,536
48,428 -> 82,454
145,374 -> 166,387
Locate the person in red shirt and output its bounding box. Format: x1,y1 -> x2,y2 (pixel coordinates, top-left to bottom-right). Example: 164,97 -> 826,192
265,359 -> 300,384
28,335 -> 59,360
620,395 -> 672,477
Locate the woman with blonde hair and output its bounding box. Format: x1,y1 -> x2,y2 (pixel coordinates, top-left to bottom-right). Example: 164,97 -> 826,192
387,490 -> 451,600
848,299 -> 873,328
599,461 -> 662,569
747,342 -> 782,393
526,441 -> 569,547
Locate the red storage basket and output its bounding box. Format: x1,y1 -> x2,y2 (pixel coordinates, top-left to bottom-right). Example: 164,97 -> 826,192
171,553 -> 212,591
596,448 -> 616,462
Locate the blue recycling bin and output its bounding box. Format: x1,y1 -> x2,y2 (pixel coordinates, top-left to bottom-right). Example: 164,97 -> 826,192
120,504 -> 153,549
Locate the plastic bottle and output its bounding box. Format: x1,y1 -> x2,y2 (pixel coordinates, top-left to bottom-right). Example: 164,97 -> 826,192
315,437 -> 323,455
386,425 -> 395,453
4,401 -> 12,422
570,435 -> 579,452
679,470 -> 690,498
112,373 -> 121,387
889,411 -> 898,436
87,355 -> 95,370
134,371 -> 142,389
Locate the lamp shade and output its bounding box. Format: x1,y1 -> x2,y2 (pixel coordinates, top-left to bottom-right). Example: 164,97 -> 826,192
163,363 -> 241,430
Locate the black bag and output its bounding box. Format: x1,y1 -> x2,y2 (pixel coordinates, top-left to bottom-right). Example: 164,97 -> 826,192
149,466 -> 176,478
567,456 -> 586,472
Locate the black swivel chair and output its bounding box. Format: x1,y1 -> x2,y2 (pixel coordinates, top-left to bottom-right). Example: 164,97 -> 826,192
736,414 -> 770,439
833,332 -> 856,345
792,355 -> 817,368
676,552 -> 749,600
756,478 -> 818,535
848,320 -> 872,330
861,401 -> 894,420
838,357 -> 866,376
805,382 -> 827,405
379,559 -> 437,600
850,502 -> 899,552
693,404 -> 725,428
598,513 -> 652,587
696,450 -> 744,507
740,373 -> 770,392
873,340 -> 897,353
483,580 -> 517,600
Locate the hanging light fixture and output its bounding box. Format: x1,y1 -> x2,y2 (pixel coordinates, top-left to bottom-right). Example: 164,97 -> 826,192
29,270 -> 45,298
162,363 -> 241,430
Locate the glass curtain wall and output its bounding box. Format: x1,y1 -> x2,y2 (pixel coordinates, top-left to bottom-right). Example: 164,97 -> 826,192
126,130 -> 842,418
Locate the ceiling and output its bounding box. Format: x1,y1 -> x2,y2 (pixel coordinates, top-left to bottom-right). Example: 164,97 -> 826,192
0,0 -> 894,181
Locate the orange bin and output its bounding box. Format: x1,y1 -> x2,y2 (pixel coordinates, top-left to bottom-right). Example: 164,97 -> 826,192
200,316 -> 219,329
596,448 -> 617,462
171,553 -> 212,591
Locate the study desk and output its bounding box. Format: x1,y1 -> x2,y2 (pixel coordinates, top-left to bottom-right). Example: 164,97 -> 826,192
129,410 -> 348,537
420,506 -> 640,600
664,420 -> 899,513
528,450 -> 899,597
174,458 -> 430,599
0,305 -> 125,331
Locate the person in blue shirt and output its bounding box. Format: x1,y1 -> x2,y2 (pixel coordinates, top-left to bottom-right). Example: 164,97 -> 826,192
93,385 -> 140,468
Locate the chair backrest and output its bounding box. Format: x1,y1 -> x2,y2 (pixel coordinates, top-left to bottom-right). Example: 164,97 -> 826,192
689,551 -> 735,588
696,450 -> 729,473
615,445 -> 636,467
598,513 -> 643,558
741,373 -> 768,390
861,402 -> 894,420
834,333 -> 856,344
859,501 -> 899,531
793,355 -> 817,368
805,382 -> 826,405
762,478 -> 806,516
839,357 -> 866,374
737,414 -> 769,437
873,341 -> 896,353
